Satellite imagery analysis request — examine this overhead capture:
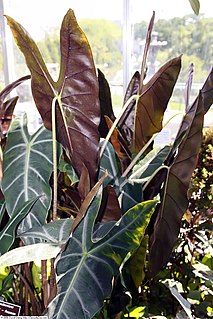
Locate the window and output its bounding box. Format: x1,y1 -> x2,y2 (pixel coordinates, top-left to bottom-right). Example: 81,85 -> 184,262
0,0 -> 212,134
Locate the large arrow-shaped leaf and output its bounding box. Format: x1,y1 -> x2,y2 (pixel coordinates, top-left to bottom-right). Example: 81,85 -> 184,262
48,188 -> 157,319
6,9 -> 100,187
0,218 -> 73,266
133,56 -> 181,152
1,114 -> 54,241
149,91 -> 204,275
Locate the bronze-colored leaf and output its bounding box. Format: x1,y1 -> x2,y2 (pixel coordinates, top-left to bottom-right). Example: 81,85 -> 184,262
1,97 -> 18,118
117,11 -> 155,148
6,10 -> 100,187
123,71 -> 141,106
133,56 -> 181,153
166,67 -> 213,167
149,91 -> 204,275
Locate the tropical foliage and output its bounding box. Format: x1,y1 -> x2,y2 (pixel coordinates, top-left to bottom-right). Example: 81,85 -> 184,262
0,6 -> 212,319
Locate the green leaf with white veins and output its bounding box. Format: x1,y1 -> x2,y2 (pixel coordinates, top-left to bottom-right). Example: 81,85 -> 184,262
1,114 -> 57,243
48,188 -> 157,319
0,198 -> 38,255
99,139 -> 121,190
20,219 -> 73,243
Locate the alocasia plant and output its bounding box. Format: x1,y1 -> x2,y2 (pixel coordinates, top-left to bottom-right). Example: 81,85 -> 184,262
0,6 -> 212,319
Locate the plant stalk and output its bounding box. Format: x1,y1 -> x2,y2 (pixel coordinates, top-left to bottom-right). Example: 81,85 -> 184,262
51,97 -> 58,220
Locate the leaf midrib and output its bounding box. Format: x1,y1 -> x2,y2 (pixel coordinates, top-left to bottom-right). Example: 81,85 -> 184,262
57,253 -> 87,317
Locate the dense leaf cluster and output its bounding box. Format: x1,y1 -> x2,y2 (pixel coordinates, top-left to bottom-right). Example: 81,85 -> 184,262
0,6 -> 212,319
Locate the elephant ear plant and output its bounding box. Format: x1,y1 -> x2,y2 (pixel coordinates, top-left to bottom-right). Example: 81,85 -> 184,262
0,7 -> 212,319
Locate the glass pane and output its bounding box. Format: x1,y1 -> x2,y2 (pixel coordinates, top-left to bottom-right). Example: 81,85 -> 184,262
0,0 -> 212,135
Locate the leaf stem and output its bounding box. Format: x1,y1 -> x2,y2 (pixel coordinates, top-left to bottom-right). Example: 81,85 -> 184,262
52,97 -> 58,220
122,133 -> 156,178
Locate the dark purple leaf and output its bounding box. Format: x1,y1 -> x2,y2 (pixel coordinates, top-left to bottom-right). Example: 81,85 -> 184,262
149,91 -> 204,275
0,76 -> 30,137
98,69 -> 116,138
